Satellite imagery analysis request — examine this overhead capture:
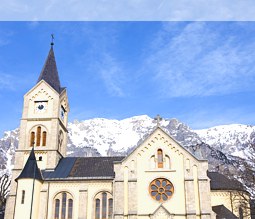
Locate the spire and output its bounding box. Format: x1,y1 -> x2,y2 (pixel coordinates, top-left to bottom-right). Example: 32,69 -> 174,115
37,45 -> 62,93
16,147 -> 43,182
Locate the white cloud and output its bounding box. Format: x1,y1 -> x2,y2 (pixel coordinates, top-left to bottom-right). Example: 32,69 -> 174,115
145,22 -> 255,97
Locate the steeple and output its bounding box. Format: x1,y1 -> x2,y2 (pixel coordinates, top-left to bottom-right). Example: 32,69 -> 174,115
37,46 -> 62,93
16,148 -> 43,182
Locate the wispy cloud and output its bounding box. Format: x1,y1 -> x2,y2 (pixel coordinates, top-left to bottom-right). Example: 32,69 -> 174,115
1,0 -> 255,21
144,22 -> 255,97
0,30 -> 13,47
27,21 -> 40,29
73,24 -> 126,97
0,71 -> 31,91
92,53 -> 125,97
0,73 -> 16,90
183,106 -> 255,129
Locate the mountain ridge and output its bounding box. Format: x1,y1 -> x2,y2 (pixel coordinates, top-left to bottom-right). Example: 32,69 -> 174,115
0,115 -> 254,178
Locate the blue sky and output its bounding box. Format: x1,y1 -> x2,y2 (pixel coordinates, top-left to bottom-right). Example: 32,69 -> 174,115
1,0 -> 255,21
0,22 -> 255,134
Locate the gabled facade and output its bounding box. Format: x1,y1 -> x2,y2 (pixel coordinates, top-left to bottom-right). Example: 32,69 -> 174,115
113,127 -> 211,218
5,46 -> 251,219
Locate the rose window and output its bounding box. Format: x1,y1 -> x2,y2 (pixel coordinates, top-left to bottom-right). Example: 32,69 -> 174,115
149,178 -> 174,202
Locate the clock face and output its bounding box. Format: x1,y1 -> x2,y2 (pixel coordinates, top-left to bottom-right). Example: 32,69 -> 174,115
35,101 -> 47,113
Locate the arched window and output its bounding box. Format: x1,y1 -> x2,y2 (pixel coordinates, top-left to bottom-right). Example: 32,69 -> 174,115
95,199 -> 100,219
102,193 -> 107,219
30,132 -> 35,147
29,126 -> 48,148
42,131 -> 47,146
61,193 -> 67,219
68,199 -> 73,219
94,192 -> 113,219
108,198 -> 113,218
150,155 -> 156,169
165,155 -> 170,169
36,126 -> 41,146
55,199 -> 60,219
157,149 -> 163,168
54,192 -> 73,219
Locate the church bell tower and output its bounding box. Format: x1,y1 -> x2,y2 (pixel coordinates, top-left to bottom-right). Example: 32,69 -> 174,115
4,43 -> 69,219
15,44 -> 69,171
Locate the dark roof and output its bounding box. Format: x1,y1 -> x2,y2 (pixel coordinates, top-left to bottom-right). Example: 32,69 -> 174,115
42,156 -> 125,180
37,46 -> 63,93
208,171 -> 244,191
16,148 -> 43,182
42,157 -> 77,179
212,205 -> 238,219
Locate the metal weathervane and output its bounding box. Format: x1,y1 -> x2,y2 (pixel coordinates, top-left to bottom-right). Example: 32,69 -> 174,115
51,34 -> 54,46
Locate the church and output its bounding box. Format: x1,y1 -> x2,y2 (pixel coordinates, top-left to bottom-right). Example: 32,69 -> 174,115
4,44 -> 251,219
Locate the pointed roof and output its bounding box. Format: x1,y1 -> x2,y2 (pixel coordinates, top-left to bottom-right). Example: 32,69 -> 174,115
16,148 -> 43,182
37,46 -> 62,93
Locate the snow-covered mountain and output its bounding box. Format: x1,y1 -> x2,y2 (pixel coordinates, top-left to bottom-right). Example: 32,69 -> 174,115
195,124 -> 255,159
0,129 -> 19,175
0,115 -> 254,177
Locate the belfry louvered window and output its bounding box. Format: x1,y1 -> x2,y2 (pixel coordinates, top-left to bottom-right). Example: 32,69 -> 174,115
30,132 -> 35,147
42,131 -> 47,146
29,126 -> 47,147
36,126 -> 41,146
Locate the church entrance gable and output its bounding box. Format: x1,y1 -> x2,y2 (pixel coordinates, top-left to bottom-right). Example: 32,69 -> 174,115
150,205 -> 172,219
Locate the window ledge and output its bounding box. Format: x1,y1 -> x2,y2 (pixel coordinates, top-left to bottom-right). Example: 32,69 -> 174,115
145,169 -> 176,172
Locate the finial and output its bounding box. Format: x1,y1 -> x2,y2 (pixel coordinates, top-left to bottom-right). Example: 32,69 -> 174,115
51,34 -> 54,47
154,114 -> 163,127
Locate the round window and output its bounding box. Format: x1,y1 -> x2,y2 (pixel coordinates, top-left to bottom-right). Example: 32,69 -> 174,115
149,178 -> 174,202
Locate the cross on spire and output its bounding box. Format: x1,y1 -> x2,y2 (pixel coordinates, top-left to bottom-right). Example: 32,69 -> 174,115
154,114 -> 162,127
51,34 -> 54,47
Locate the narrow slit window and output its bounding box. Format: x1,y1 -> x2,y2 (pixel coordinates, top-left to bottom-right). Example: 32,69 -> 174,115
157,149 -> 163,168
21,190 -> 25,204
30,132 -> 35,147
42,131 -> 47,146
36,126 -> 41,146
